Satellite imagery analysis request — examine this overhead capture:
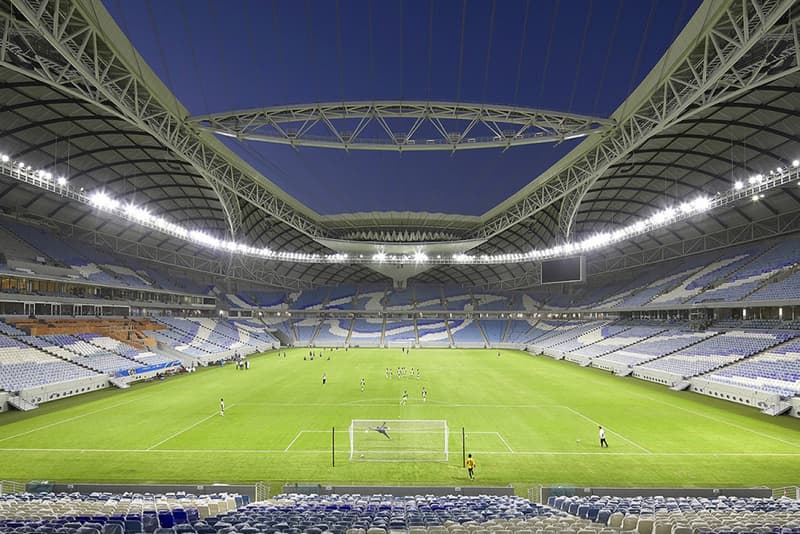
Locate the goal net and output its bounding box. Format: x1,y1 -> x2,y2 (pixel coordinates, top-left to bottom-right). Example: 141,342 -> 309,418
349,419 -> 449,462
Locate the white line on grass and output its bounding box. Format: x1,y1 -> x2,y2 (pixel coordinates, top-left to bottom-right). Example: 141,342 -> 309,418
146,410 -> 221,450
0,395 -> 150,443
284,431 -> 303,452
0,447 -> 798,457
560,406 -> 653,454
640,395 -> 800,449
495,432 -> 514,452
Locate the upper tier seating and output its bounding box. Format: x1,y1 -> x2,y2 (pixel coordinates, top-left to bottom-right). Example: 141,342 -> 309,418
651,250 -> 759,306
689,240 -> 800,304
637,330 -> 796,379
704,337 -> 800,397
228,291 -> 287,310
748,268 -> 800,302
594,329 -> 717,369
474,293 -> 512,311
413,285 -> 443,309
324,286 -> 358,310
291,288 -> 328,310
386,288 -> 414,308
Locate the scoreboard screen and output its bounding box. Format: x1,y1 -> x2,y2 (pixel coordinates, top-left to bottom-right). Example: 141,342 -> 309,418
541,256 -> 585,284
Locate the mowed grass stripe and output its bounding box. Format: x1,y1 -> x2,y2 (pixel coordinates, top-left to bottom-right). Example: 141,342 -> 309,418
0,348 -> 798,486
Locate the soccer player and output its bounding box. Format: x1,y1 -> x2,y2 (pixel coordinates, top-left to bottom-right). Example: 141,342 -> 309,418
360,377 -> 366,392
599,425 -> 608,447
400,389 -> 408,406
466,453 -> 476,479
416,369 -> 420,380
219,398 -> 225,417
422,386 -> 427,402
322,373 -> 327,385
373,422 -> 391,440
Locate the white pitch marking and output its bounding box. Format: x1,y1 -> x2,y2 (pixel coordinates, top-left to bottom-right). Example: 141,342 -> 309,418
0,395 -> 151,443
284,431 -> 304,452
147,410 -> 221,450
495,432 -> 514,452
560,406 -> 653,454
640,395 -> 800,449
0,447 -> 798,457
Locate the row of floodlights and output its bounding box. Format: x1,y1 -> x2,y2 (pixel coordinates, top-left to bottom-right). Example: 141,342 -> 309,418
1,152 -> 798,265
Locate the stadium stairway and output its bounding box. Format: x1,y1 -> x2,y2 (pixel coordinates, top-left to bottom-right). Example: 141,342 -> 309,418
445,321 -> 454,347
345,320 -> 355,346
310,320 -> 323,346
761,400 -> 793,416
7,394 -> 37,411
476,320 -> 490,346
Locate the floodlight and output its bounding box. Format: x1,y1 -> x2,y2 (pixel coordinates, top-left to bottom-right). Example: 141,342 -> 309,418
752,194 -> 760,201
0,155 -> 8,163
373,252 -> 386,262
734,181 -> 743,190
793,160 -> 799,168
57,176 -> 67,186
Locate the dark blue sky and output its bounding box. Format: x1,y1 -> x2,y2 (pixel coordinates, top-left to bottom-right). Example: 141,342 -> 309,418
104,0 -> 700,216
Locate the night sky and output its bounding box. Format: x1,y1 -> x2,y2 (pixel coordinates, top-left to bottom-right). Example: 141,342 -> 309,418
103,0 -> 701,216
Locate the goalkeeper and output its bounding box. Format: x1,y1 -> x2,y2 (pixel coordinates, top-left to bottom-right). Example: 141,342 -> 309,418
372,422 -> 392,440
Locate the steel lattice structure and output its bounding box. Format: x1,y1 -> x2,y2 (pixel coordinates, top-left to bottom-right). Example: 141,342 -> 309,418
190,102 -> 613,152
473,0 -> 800,242
0,0 -> 799,290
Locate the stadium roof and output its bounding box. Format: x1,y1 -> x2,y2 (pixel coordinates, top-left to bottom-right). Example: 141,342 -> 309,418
0,0 -> 798,289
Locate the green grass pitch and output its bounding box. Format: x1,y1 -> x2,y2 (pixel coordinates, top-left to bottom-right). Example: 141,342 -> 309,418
0,348 -> 798,490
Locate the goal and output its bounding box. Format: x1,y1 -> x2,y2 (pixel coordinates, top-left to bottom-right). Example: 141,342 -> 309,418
349,419 -> 449,462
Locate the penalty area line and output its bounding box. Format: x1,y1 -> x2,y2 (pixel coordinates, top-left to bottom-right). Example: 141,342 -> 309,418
560,406 -> 653,454
147,407 -> 229,450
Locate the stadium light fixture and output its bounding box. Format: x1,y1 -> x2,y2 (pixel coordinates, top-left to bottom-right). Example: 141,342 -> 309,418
1,147 -> 800,267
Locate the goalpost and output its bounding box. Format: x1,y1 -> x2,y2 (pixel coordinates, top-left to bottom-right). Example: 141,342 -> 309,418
349,419 -> 449,462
